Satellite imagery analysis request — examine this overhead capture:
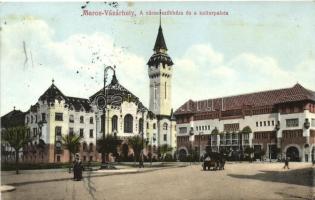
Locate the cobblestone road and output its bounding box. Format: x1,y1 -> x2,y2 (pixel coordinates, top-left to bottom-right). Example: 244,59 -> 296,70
1,162 -> 314,200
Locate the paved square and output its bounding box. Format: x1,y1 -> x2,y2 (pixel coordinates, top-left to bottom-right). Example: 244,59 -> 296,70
1,162 -> 314,200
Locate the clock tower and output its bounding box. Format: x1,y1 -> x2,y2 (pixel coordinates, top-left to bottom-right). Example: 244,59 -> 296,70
147,19 -> 174,117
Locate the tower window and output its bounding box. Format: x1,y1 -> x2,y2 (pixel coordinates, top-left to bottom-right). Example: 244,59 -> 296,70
163,123 -> 168,130
165,82 -> 167,99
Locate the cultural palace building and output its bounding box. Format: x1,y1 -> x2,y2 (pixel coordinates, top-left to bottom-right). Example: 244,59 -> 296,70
1,21 -> 177,164
174,83 -> 315,162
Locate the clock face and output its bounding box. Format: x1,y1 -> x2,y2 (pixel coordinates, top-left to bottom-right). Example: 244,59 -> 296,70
55,142 -> 62,148
95,94 -> 106,110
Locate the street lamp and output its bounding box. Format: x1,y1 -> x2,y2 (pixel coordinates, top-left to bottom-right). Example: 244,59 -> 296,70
96,65 -> 115,167
189,127 -> 194,165
138,102 -> 146,168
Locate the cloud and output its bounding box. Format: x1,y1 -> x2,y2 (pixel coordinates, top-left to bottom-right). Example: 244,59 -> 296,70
1,17 -> 314,116
173,44 -> 315,109
0,16 -> 148,115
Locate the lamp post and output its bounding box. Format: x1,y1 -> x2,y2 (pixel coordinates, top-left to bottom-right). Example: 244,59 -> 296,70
96,65 -> 115,166
189,127 -> 194,165
138,102 -> 145,168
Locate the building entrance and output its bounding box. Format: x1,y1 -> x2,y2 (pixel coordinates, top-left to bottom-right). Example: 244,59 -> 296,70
286,146 -> 300,161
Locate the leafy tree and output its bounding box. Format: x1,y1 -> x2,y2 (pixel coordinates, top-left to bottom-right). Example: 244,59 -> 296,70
97,134 -> 121,163
241,126 -> 252,134
62,134 -> 81,172
158,144 -> 173,161
211,127 -> 219,135
1,126 -> 31,174
121,143 -> 129,160
244,146 -> 255,161
127,135 -> 143,162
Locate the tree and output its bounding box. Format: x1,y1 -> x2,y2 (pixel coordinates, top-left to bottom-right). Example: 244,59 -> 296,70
241,126 -> 252,134
1,126 -> 31,174
62,134 -> 81,173
97,134 -> 121,163
211,127 -> 219,135
158,144 -> 173,161
127,135 -> 143,162
244,146 -> 255,162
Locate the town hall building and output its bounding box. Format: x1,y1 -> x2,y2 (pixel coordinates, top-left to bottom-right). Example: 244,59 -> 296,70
1,20 -> 177,164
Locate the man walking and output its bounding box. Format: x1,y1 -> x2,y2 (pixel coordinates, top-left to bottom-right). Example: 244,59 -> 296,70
283,156 -> 290,169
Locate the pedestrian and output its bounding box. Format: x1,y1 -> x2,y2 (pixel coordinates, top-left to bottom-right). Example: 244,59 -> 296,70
139,150 -> 144,168
73,153 -> 83,181
283,156 -> 290,169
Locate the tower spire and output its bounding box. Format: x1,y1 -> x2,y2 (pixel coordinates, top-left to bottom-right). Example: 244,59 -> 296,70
159,9 -> 161,27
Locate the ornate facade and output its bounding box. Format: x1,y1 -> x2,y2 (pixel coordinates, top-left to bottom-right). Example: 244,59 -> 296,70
1,21 -> 177,164
175,83 -> 315,162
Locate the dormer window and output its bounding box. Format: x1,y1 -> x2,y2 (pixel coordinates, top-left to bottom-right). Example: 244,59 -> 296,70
80,116 -> 84,123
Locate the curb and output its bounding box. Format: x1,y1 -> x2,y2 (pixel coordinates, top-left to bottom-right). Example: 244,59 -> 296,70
0,185 -> 16,193
6,164 -> 188,187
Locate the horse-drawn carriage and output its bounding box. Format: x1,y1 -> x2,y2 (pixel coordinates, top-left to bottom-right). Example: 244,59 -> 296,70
202,152 -> 226,171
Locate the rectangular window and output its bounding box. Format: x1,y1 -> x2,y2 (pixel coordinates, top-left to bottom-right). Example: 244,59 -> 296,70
69,115 -> 74,123
33,128 -> 37,137
256,122 -> 258,127
163,134 -> 167,141
89,156 -> 93,161
69,128 -> 74,136
55,113 -> 63,121
286,118 -> 299,127
57,155 -> 61,162
179,127 -> 187,134
42,113 -> 46,122
89,129 -> 93,138
272,120 -> 275,126
260,122 -> 262,127
55,126 -> 62,136
208,125 -> 210,130
264,121 -> 266,126
80,129 -> 84,138
267,121 -> 270,126
90,117 -> 93,124
224,123 -> 240,132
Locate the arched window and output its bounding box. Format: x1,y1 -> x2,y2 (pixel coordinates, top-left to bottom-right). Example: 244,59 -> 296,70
139,118 -> 143,134
89,143 -> 93,152
83,143 -> 87,152
124,114 -> 133,133
112,115 -> 118,132
163,122 -> 168,130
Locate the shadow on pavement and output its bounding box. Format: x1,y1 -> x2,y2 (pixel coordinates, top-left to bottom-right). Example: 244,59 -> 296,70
228,167 -> 314,187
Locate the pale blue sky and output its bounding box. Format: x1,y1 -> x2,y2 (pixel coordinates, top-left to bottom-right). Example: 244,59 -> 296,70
1,2 -> 315,115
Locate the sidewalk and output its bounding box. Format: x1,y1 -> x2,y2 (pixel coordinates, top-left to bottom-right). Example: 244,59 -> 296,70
1,164 -> 188,187
0,185 -> 16,193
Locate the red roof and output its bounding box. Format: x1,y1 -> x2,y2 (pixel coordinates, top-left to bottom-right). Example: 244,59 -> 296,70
175,83 -> 315,115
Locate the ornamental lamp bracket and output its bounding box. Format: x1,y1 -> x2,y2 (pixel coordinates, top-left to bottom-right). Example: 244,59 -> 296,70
304,118 -> 310,129
275,121 -> 280,131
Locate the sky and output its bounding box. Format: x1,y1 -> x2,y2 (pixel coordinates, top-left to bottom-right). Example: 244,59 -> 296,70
1,2 -> 315,115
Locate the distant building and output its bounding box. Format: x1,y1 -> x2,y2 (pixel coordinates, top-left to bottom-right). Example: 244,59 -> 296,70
174,83 -> 315,162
